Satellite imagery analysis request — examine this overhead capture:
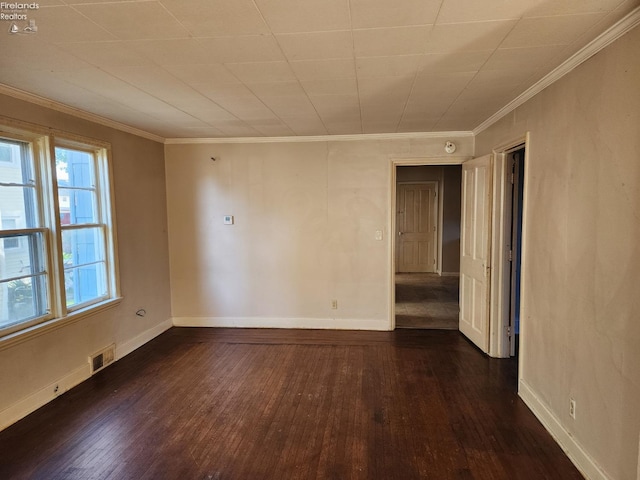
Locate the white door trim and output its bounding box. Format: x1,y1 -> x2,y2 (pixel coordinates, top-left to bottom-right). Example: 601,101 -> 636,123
488,134 -> 530,362
389,157 -> 471,330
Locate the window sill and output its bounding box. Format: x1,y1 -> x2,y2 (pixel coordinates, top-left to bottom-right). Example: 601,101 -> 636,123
0,297 -> 123,352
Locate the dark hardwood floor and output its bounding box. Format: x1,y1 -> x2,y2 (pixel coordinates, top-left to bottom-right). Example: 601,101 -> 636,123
0,328 -> 582,480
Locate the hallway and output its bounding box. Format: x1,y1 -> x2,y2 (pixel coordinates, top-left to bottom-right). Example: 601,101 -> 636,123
395,273 -> 459,329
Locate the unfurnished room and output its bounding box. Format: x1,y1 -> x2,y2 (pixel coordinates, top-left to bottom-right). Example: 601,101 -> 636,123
0,1 -> 639,479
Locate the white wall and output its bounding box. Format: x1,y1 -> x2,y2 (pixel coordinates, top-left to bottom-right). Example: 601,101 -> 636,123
476,26 -> 640,480
165,136 -> 472,330
0,94 -> 172,430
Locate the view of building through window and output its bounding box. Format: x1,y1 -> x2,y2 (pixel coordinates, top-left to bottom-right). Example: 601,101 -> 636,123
0,129 -> 117,336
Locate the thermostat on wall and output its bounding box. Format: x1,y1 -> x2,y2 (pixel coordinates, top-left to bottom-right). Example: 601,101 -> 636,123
223,215 -> 234,225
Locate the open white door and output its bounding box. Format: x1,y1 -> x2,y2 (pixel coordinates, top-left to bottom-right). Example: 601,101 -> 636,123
459,154 -> 492,352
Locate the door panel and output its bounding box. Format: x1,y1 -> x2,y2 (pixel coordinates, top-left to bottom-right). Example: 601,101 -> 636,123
459,155 -> 492,352
396,183 -> 437,273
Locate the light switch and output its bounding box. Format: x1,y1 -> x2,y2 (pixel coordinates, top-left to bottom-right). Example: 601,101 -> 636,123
375,230 -> 383,241
223,215 -> 234,225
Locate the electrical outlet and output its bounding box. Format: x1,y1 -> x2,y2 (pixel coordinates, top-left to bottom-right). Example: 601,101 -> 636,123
331,300 -> 338,309
569,398 -> 576,419
53,384 -> 59,394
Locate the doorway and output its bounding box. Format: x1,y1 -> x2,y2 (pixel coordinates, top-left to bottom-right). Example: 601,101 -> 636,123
394,165 -> 462,330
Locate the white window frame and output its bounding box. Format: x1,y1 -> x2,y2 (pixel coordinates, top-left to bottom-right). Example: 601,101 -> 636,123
0,120 -> 121,343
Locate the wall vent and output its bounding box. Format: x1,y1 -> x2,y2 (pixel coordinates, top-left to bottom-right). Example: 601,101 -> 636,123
89,344 -> 116,374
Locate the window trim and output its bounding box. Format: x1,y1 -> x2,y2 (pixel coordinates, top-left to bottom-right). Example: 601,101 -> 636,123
0,118 -> 121,344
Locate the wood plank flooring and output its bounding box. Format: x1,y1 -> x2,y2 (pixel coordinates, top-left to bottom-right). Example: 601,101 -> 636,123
0,328 -> 582,480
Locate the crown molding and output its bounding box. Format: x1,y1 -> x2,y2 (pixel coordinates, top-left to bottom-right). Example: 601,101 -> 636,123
473,5 -> 640,136
0,84 -> 165,144
164,130 -> 473,145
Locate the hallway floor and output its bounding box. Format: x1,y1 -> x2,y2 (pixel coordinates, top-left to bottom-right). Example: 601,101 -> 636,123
395,273 -> 459,329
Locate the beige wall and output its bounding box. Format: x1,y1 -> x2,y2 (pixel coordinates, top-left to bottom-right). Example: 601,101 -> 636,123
0,94 -> 171,426
165,137 -> 472,329
476,27 -> 640,480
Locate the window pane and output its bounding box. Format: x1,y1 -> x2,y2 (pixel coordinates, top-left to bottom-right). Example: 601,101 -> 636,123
55,147 -> 95,189
0,186 -> 38,229
64,263 -> 106,307
62,227 -> 107,308
62,228 -> 104,268
0,139 -> 35,184
0,232 -> 46,281
0,275 -> 48,329
58,188 -> 98,225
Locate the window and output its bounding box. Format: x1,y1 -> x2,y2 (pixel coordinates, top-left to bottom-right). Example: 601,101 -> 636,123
0,125 -> 119,338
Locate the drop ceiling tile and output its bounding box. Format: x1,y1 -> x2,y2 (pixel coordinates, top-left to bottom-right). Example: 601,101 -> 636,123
325,123 -> 362,134
500,13 -> 606,48
212,124 -> 262,136
260,95 -> 319,117
357,76 -> 414,102
161,0 -> 269,37
437,0 -> 540,24
197,35 -> 285,63
425,20 -> 517,53
300,78 -> 358,96
23,6 -> 114,43
187,106 -> 240,123
290,59 -> 356,81
481,45 -> 564,71
73,2 -> 190,40
252,124 -> 297,136
411,71 -> 476,97
350,0 -> 440,28
163,64 -> 239,85
397,119 -> 439,133
248,82 -> 306,98
276,31 -> 353,61
58,41 -> 154,67
226,62 -> 297,83
360,102 -> 405,121
125,39 -> 213,65
0,37 -> 93,72
254,0 -> 351,33
282,117 -> 328,135
171,127 -> 227,137
418,50 -> 493,74
356,55 -> 423,78
353,26 -> 432,57
362,122 -> 400,133
524,0 -> 623,17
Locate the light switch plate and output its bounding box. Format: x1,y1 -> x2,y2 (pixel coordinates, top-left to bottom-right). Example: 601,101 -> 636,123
223,215 -> 234,225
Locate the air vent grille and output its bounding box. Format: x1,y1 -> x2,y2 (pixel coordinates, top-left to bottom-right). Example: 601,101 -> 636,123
89,344 -> 116,374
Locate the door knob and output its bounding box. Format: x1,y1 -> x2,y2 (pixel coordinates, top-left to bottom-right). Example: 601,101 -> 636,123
398,232 -> 403,236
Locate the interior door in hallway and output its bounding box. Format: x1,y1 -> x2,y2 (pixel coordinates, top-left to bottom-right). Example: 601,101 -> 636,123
396,182 -> 437,273
459,155 -> 492,353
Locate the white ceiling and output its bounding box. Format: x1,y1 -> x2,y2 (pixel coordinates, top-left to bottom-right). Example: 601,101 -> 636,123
0,0 -> 637,139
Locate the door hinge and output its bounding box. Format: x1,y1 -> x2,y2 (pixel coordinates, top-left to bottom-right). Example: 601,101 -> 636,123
507,326 -> 512,337
507,249 -> 513,262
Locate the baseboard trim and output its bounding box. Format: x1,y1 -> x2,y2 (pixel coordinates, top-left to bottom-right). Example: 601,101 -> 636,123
519,379 -> 611,480
172,316 -> 391,331
0,364 -> 90,432
116,318 -> 173,360
0,318 -> 172,432
440,272 -> 460,277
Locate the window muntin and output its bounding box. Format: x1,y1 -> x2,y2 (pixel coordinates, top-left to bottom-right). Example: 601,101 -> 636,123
0,126 -> 118,338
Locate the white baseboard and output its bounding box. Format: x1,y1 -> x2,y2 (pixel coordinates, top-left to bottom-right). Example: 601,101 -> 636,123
0,364 -> 90,431
172,316 -> 391,331
0,318 -> 172,432
116,318 -> 173,360
519,379 -> 611,480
